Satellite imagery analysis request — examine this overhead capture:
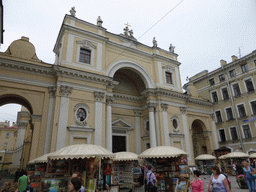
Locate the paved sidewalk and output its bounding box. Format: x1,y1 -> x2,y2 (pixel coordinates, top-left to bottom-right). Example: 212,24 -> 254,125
0,178 -> 14,190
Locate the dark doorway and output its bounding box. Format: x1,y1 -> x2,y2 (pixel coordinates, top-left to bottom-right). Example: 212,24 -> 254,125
112,136 -> 126,153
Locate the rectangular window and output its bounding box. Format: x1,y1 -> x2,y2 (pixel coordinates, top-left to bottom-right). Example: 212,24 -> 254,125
0,156 -> 2,161
241,64 -> 248,73
215,111 -> 222,123
245,79 -> 254,92
254,60 -> 256,66
212,91 -> 218,103
165,72 -> 173,84
242,125 -> 252,139
237,104 -> 246,118
4,142 -> 7,147
5,132 -> 9,138
229,69 -> 236,78
221,88 -> 229,100
226,107 -> 233,120
219,74 -> 225,82
250,101 -> 256,115
219,129 -> 226,142
232,83 -> 241,96
209,78 -> 215,86
79,48 -> 91,64
230,127 -> 238,140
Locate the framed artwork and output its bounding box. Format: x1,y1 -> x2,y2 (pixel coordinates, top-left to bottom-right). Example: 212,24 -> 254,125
40,177 -> 69,192
179,165 -> 189,174
47,159 -> 69,175
111,186 -> 119,192
179,156 -> 187,164
98,180 -> 104,190
176,180 -> 188,192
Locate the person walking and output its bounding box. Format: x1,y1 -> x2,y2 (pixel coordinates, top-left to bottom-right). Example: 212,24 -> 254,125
146,166 -> 157,192
208,166 -> 231,192
18,170 -> 30,192
191,170 -> 204,192
68,177 -> 82,192
242,161 -> 256,192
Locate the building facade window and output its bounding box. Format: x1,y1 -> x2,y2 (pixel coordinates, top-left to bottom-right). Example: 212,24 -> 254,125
4,142 -> 7,147
209,78 -> 215,86
165,72 -> 173,84
215,111 -> 222,123
237,104 -> 246,118
242,125 -> 252,139
5,132 -> 10,138
229,69 -> 236,78
232,83 -> 241,96
241,64 -> 248,73
79,48 -> 91,64
219,129 -> 226,142
254,60 -> 256,66
74,103 -> 90,126
212,91 -> 218,103
219,74 -> 225,82
221,88 -> 229,100
245,79 -> 254,92
0,156 -> 2,161
230,127 -> 238,140
226,107 -> 233,120
250,101 -> 256,115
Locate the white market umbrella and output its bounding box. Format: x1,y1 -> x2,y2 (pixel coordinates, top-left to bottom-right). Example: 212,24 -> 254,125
224,152 -> 249,159
249,153 -> 256,158
195,154 -> 216,161
218,154 -> 227,159
113,152 -> 138,161
28,151 -> 56,164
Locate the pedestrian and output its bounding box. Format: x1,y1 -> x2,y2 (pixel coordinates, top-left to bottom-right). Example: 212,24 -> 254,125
146,166 -> 157,192
0,181 -> 18,192
18,170 -> 30,192
14,169 -> 20,182
242,161 -> 256,192
208,166 -> 231,192
69,177 -> 82,192
71,172 -> 85,192
191,170 -> 204,192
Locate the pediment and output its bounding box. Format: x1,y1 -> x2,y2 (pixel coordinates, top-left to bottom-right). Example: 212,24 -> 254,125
76,40 -> 96,49
112,118 -> 134,130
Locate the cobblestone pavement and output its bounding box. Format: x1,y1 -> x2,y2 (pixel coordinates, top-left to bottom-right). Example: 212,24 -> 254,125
0,178 -> 14,190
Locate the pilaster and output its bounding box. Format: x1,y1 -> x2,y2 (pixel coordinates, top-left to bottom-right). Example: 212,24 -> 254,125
161,103 -> 170,146
210,114 -> 219,149
147,102 -> 157,148
134,110 -> 142,154
30,115 -> 42,160
106,96 -> 114,151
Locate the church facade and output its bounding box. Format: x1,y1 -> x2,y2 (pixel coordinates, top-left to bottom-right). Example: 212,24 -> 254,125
0,9 -> 218,167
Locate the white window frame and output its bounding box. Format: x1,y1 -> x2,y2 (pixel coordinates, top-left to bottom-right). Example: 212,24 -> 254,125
74,103 -> 90,126
218,128 -> 226,142
210,90 -> 219,103
215,109 -> 223,123
112,133 -> 129,152
229,69 -> 236,78
241,124 -> 252,139
163,65 -> 175,86
231,81 -> 242,96
220,86 -> 229,100
76,39 -> 96,66
236,102 -> 247,118
225,106 -> 233,121
243,76 -> 255,92
5,132 -> 10,138
229,126 -> 238,141
249,99 -> 256,115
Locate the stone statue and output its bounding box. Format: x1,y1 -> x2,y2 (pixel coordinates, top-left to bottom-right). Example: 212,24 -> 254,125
129,30 -> 134,38
153,37 -> 157,47
169,43 -> 175,53
97,16 -> 103,27
70,7 -> 76,17
123,26 -> 129,36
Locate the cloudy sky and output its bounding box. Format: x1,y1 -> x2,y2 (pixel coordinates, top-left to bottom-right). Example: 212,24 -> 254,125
0,0 -> 256,123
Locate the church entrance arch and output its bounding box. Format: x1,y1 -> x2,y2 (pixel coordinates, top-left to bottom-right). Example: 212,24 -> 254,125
191,119 -> 208,158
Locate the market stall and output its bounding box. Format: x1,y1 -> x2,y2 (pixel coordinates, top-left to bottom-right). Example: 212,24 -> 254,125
139,146 -> 189,192
112,152 -> 141,192
249,153 -> 256,168
38,144 -> 115,192
195,154 -> 216,175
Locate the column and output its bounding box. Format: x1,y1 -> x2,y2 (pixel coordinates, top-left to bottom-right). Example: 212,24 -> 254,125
154,108 -> 160,146
56,85 -> 73,151
210,114 -> 220,149
161,103 -> 170,146
94,91 -> 105,146
180,107 -> 192,163
30,115 -> 42,161
44,86 -> 56,154
134,110 -> 142,154
147,102 -> 157,148
106,96 -> 114,151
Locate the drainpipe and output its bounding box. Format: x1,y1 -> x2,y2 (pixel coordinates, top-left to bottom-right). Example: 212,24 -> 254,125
221,66 -> 245,152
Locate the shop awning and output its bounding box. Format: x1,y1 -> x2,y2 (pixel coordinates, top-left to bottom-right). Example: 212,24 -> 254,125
28,151 -> 56,164
195,154 -> 216,160
138,146 -> 187,159
249,153 -> 256,158
224,152 -> 249,159
48,144 -> 115,160
113,152 -> 138,161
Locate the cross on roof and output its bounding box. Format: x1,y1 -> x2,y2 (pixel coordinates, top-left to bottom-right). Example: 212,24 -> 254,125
124,22 -> 131,29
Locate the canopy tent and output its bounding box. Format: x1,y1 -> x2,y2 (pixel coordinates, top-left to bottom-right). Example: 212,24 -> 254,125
249,153 -> 256,158
224,152 -> 249,159
138,146 -> 187,159
218,154 -> 227,159
28,151 -> 56,164
113,152 -> 138,161
48,144 -> 115,160
195,154 -> 216,161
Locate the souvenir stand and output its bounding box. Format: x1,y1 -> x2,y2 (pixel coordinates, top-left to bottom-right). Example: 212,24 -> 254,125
195,154 -> 216,175
249,153 -> 256,168
27,152 -> 56,192
224,151 -> 249,175
42,144 -> 115,192
138,146 -> 189,192
112,152 -> 141,192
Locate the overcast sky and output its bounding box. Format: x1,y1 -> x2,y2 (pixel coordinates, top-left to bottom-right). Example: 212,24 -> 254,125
0,0 -> 256,123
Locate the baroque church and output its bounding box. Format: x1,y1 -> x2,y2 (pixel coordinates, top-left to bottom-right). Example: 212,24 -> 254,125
0,8 -> 218,168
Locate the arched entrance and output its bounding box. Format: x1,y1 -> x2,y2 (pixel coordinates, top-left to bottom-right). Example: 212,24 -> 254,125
191,119 -> 208,158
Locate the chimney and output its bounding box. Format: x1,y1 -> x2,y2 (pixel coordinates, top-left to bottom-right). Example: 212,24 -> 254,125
231,55 -> 238,62
220,59 -> 227,67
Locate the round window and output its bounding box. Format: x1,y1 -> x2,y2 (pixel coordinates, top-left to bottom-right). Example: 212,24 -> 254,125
76,108 -> 87,122
172,119 -> 178,129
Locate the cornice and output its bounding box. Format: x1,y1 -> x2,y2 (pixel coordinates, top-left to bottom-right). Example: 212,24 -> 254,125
152,53 -> 181,66
113,93 -> 145,103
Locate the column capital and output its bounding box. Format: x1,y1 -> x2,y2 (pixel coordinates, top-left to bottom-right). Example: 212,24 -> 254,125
60,85 -> 73,97
48,86 -> 57,97
106,95 -> 114,105
17,122 -> 28,129
134,110 -> 142,117
180,107 -> 187,114
161,103 -> 168,111
94,91 -> 105,102
147,102 -> 157,112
